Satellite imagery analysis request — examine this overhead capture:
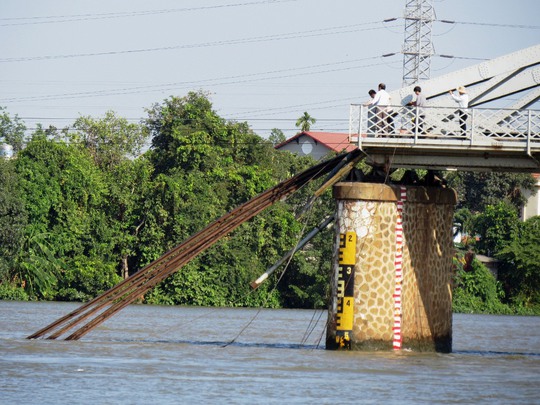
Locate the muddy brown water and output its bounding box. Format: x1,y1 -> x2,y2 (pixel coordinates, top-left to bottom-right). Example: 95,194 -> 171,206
1,301 -> 539,404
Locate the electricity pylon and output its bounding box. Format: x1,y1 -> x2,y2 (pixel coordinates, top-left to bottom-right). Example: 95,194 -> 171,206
402,0 -> 435,86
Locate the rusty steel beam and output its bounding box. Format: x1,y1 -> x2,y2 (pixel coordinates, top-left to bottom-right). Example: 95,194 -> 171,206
64,151 -> 363,340
28,149 -> 363,340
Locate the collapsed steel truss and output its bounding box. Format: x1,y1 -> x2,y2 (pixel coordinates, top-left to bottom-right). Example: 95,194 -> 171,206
28,150 -> 364,341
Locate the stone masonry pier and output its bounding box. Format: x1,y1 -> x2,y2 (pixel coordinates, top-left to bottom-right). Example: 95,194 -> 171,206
326,182 -> 457,352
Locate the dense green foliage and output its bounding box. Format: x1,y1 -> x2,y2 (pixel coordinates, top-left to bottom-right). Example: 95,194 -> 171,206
448,171 -> 540,314
497,216 -> 540,311
452,252 -> 511,314
1,107 -> 26,153
473,202 -> 520,257
446,171 -> 535,213
0,92 -> 331,308
1,93 -> 539,315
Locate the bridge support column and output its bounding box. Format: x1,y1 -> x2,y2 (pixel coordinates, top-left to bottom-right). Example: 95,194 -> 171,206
326,182 -> 457,352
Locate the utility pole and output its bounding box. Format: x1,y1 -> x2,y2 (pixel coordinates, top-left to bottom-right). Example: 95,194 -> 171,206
402,0 -> 435,86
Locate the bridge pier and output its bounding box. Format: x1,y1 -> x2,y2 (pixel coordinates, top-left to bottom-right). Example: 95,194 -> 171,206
326,182 -> 457,352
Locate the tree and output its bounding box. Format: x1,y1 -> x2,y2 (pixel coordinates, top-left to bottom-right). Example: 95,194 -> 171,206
70,113 -> 152,280
140,91 -> 345,307
452,253 -> 509,314
11,229 -> 64,299
473,201 -> 520,256
454,207 -> 475,237
71,111 -> 149,169
0,107 -> 26,153
269,128 -> 286,146
295,112 -> 316,132
0,159 -> 28,292
15,135 -> 120,300
497,216 -> 540,308
446,171 -> 536,213
145,91 -> 224,174
105,158 -> 154,279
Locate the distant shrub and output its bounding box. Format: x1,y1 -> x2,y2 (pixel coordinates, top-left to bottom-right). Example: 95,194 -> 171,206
452,253 -> 512,314
0,282 -> 29,301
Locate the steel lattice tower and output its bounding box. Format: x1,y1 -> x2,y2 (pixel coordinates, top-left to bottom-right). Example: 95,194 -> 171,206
402,0 -> 435,86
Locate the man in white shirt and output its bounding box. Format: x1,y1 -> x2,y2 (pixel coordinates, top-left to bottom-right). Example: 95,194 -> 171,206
449,86 -> 469,135
370,83 -> 391,134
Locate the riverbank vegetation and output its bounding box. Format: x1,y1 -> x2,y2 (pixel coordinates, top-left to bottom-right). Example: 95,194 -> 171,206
448,173 -> 540,315
1,94 -> 539,315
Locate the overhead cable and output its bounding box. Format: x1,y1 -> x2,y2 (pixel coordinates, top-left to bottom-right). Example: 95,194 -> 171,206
436,54 -> 489,61
0,57 -> 396,103
384,16 -> 540,30
438,19 -> 540,30
0,23 -> 394,63
0,0 -> 298,26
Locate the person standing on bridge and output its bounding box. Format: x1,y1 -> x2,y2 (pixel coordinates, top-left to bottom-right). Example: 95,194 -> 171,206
371,83 -> 391,134
449,86 -> 469,135
407,86 -> 426,135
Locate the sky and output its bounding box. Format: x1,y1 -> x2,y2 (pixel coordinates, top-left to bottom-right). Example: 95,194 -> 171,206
1,0 -> 539,140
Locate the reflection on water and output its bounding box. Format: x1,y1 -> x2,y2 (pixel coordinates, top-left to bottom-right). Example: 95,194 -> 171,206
1,301 -> 539,404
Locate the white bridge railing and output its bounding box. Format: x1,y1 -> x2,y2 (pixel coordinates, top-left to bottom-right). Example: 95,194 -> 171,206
349,104 -> 540,152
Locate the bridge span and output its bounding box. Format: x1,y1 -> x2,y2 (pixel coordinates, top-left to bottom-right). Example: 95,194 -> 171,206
349,104 -> 540,172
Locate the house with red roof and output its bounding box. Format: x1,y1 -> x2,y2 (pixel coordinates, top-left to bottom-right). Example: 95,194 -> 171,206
274,131 -> 356,160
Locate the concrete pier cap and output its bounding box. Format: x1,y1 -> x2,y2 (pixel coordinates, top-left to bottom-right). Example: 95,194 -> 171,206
326,182 -> 457,352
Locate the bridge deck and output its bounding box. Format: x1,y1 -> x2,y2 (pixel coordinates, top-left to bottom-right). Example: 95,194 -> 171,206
349,105 -> 540,172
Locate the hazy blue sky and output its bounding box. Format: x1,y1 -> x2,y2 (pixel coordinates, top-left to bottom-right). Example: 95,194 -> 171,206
1,0 -> 539,138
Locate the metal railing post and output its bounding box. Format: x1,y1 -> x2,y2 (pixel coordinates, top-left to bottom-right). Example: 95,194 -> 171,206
527,109 -> 532,155
414,106 -> 419,142
359,105 -> 365,149
349,104 -> 363,148
348,105 -> 354,144
470,108 -> 475,146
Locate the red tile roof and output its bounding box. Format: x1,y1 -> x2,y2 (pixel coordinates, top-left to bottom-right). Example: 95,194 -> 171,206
275,131 -> 356,153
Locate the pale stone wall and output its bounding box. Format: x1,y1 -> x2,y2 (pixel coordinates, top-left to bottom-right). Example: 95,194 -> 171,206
326,182 -> 457,352
522,174 -> 540,220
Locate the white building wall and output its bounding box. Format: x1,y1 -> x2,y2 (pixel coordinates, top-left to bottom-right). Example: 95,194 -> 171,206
522,175 -> 540,220
277,135 -> 331,160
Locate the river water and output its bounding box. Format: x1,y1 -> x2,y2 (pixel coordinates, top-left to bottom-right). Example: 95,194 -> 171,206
1,301 -> 539,404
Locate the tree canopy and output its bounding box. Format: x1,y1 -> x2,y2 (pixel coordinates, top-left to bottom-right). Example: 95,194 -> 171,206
0,92 -> 332,308
0,107 -> 26,154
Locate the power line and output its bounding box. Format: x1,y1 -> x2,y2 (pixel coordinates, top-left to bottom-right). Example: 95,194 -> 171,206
435,54 -> 488,61
0,52 -> 485,107
0,56 -> 396,103
228,99 -> 359,120
15,113 -> 351,134
0,22 -> 393,63
438,19 -> 540,30
385,16 -> 540,30
0,0 -> 298,26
